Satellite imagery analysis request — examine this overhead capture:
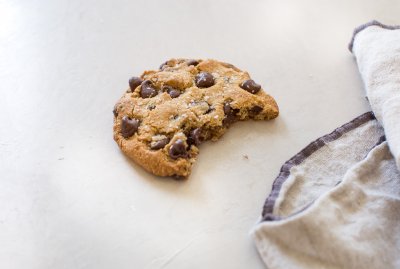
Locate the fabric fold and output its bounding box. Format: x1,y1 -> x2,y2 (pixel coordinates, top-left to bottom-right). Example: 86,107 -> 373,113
253,21 -> 400,269
254,140 -> 400,269
351,20 -> 400,168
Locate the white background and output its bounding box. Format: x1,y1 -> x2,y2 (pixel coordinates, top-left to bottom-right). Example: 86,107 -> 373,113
1,0 -> 399,268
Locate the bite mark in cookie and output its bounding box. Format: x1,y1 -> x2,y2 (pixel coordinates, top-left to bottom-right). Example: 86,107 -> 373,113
113,58 -> 279,178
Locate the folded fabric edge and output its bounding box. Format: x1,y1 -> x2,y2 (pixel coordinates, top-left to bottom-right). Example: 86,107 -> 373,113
348,20 -> 400,52
253,140 -> 391,269
261,112 -> 378,222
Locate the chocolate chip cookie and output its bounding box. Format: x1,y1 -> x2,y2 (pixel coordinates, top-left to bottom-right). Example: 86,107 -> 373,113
113,59 -> 279,178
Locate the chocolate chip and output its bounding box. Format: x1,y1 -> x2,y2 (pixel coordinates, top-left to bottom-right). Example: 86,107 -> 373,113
169,139 -> 188,159
187,59 -> 199,66
223,115 -> 236,125
150,138 -> 170,150
163,85 -> 181,98
121,116 -> 140,138
140,80 -> 158,98
195,72 -> 215,88
113,105 -> 118,117
240,79 -> 261,94
129,77 -> 143,91
169,89 -> 181,98
250,105 -> 263,115
223,103 -> 238,125
159,61 -> 168,70
187,128 -> 203,146
223,103 -> 232,115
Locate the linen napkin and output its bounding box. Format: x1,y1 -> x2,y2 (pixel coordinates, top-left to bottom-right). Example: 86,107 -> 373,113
252,21 -> 400,269
350,21 -> 400,169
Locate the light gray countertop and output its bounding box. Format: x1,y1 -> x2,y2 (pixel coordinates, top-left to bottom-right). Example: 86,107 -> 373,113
1,0 -> 399,268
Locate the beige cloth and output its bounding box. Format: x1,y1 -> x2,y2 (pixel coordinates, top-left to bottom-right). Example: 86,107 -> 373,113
351,21 -> 400,168
252,21 -> 400,269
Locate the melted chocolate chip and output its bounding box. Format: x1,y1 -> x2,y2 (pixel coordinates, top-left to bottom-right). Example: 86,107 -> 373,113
250,105 -> 263,115
187,59 -> 199,66
163,85 -> 181,98
169,139 -> 188,159
121,116 -> 140,138
240,79 -> 261,94
129,77 -> 143,91
223,103 -> 238,125
195,72 -> 215,88
140,80 -> 158,98
187,128 -> 203,146
150,138 -> 170,150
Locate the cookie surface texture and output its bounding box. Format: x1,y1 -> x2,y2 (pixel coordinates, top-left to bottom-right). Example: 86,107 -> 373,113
113,59 -> 279,178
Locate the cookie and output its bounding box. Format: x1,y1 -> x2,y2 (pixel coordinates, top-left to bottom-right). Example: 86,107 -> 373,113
113,59 -> 279,178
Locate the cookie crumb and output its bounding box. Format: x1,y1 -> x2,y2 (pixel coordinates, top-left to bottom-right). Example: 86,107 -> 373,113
243,154 -> 249,160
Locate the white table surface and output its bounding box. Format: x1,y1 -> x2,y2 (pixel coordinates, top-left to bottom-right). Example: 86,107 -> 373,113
1,0 -> 399,268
